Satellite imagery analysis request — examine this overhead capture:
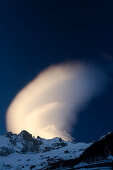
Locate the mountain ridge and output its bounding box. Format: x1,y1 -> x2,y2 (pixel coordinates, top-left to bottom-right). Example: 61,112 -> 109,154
0,130 -> 90,169
0,130 -> 113,169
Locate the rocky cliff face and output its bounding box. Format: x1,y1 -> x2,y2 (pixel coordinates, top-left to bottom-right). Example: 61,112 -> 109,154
0,130 -> 42,155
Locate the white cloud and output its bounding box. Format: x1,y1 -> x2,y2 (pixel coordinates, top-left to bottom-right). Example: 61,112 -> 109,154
6,62 -> 108,140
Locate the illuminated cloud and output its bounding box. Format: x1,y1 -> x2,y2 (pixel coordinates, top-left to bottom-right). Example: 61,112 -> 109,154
6,62 -> 108,140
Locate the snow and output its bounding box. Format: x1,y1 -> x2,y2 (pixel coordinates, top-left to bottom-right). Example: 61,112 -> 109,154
108,155 -> 113,160
0,133 -> 91,169
0,131 -> 112,169
73,160 -> 113,170
0,136 -> 10,147
99,132 -> 112,140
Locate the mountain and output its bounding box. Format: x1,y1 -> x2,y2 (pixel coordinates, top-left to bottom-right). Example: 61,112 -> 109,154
78,132 -> 113,162
49,132 -> 113,169
0,130 -> 113,169
0,130 -> 90,169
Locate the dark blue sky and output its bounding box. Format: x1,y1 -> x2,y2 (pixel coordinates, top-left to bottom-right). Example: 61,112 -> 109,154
0,0 -> 113,142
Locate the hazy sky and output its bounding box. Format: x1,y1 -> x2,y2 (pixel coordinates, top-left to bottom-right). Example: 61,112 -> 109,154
0,1 -> 113,142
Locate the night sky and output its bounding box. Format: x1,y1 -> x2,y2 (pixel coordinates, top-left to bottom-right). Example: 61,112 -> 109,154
0,0 -> 113,142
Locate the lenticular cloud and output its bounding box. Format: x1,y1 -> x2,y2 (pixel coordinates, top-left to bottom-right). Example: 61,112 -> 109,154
6,62 -> 107,140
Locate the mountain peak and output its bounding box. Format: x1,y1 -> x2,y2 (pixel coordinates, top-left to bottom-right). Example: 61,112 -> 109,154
18,130 -> 33,142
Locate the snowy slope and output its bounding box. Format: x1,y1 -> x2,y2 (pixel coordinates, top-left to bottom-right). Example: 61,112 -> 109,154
0,130 -> 90,169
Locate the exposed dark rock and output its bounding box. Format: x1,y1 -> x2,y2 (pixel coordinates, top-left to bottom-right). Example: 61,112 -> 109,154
43,146 -> 51,152
19,130 -> 33,142
30,165 -> 36,169
64,150 -> 69,154
0,147 -> 13,156
52,142 -> 67,149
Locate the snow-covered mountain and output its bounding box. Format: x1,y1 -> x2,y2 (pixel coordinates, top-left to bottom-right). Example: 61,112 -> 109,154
0,130 -> 113,169
0,130 -> 90,169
